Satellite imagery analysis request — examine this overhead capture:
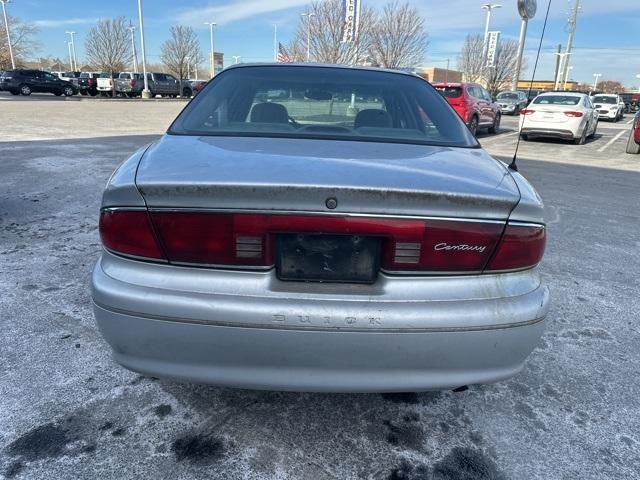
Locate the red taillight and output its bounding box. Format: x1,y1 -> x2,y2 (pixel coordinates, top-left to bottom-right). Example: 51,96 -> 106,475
520,109 -> 535,115
129,79 -> 136,87
148,212 -> 505,272
564,111 -> 583,117
99,210 -> 165,260
89,78 -> 95,86
485,223 -> 546,271
100,210 -> 545,274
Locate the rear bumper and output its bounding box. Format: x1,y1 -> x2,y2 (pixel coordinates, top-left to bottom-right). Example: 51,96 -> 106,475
520,127 -> 576,140
92,252 -> 550,392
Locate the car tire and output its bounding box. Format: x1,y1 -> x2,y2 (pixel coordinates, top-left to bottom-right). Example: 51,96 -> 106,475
588,120 -> 598,139
574,126 -> 587,145
520,134 -> 529,141
80,90 -> 87,96
488,113 -> 501,134
54,92 -> 62,96
468,116 -> 479,136
90,91 -> 97,97
182,87 -> 192,98
19,84 -> 32,96
63,86 -> 75,97
626,129 -> 640,154
9,90 -> 19,95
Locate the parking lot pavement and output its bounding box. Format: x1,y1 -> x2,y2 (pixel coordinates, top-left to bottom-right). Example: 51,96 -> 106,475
1,102 -> 640,480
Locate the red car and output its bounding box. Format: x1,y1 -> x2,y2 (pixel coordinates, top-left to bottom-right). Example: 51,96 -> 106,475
432,82 -> 501,136
626,111 -> 640,154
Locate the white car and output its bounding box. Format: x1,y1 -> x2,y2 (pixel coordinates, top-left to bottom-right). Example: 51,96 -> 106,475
591,94 -> 624,121
519,92 -> 598,145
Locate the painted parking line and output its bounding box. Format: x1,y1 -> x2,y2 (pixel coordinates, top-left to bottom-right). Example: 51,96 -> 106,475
597,130 -> 626,153
627,117 -> 636,125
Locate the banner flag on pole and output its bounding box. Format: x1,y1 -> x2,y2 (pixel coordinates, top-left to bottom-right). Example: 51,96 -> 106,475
341,0 -> 361,43
486,31 -> 501,67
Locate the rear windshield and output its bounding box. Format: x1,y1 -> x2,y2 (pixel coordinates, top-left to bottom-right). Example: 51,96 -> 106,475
533,95 -> 581,106
170,66 -> 477,148
592,96 -> 617,104
497,92 -> 518,100
434,86 -> 462,98
63,71 -> 78,77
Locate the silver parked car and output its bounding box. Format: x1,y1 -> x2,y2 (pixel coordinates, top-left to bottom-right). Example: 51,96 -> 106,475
92,64 -> 549,392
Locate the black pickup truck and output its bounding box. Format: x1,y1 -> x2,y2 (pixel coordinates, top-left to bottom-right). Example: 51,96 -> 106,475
78,72 -> 101,96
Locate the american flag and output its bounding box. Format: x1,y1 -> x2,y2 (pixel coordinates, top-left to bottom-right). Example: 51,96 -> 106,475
277,43 -> 292,63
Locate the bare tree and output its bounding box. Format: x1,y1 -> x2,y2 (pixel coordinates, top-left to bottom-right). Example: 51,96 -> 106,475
596,80 -> 625,93
84,17 -> 131,74
160,25 -> 201,88
0,15 -> 39,70
458,34 -> 523,95
287,0 -> 374,64
368,1 -> 428,69
457,34 -> 485,83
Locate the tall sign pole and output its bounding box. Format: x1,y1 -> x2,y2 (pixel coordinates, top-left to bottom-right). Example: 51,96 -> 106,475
1,0 -> 15,69
512,0 -> 537,91
137,0 -> 151,98
561,0 -> 580,89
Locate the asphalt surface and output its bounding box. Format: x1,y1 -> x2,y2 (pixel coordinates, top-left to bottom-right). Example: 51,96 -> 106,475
1,99 -> 639,480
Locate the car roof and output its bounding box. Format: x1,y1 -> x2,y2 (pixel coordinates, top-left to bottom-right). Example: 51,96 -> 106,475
538,91 -> 585,96
224,62 -> 421,79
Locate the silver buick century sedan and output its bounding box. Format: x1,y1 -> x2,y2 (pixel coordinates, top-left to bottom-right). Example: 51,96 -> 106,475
92,64 -> 549,392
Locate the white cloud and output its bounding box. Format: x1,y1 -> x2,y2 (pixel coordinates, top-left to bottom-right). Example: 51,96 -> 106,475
176,0 -> 310,26
33,17 -> 98,28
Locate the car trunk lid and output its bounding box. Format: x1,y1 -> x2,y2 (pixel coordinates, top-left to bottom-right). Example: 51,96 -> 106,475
135,135 -> 520,221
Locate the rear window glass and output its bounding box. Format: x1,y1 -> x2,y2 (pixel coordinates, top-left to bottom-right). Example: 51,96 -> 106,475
170,66 -> 478,148
533,95 -> 581,106
592,96 -> 617,104
434,86 -> 462,98
497,92 -> 518,100
119,73 -> 131,79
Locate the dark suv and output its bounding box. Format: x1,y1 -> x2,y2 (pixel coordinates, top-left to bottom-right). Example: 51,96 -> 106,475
0,69 -> 77,96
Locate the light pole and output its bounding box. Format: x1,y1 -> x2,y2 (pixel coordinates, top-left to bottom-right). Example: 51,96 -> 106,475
204,22 -> 216,78
563,65 -> 573,90
128,23 -> 138,73
65,31 -> 77,71
186,56 -> 190,79
273,24 -> 277,62
232,55 -> 241,64
66,41 -> 73,71
1,0 -> 15,69
137,0 -> 151,98
554,52 -> 571,90
301,12 -> 315,62
592,73 -> 602,92
512,0 -> 537,91
481,4 -> 502,63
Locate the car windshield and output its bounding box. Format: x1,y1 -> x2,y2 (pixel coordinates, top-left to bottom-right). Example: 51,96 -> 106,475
434,86 -> 462,98
533,95 -> 581,106
592,96 -> 617,104
171,66 -> 477,148
497,92 -> 518,99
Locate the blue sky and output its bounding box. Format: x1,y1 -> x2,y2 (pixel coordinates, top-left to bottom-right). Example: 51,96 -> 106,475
8,0 -> 640,87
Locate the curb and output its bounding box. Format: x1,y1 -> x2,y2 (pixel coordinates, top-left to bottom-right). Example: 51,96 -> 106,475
65,96 -> 190,103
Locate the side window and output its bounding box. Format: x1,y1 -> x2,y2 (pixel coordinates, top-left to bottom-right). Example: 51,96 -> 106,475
481,88 -> 492,101
165,74 -> 177,82
466,86 -> 477,99
155,74 -> 166,81
146,73 -> 154,82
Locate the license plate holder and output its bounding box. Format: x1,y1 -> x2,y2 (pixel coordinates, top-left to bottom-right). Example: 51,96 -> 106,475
276,233 -> 381,283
